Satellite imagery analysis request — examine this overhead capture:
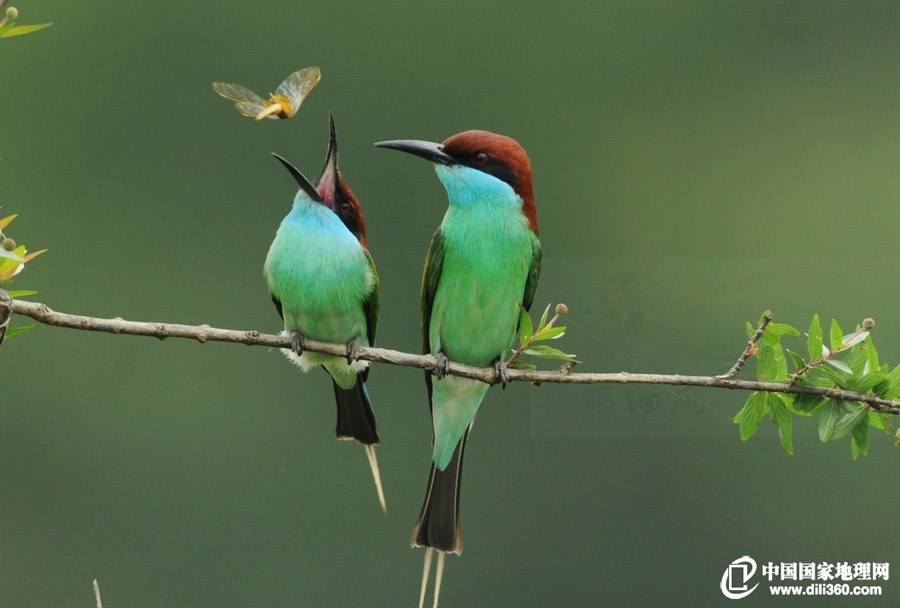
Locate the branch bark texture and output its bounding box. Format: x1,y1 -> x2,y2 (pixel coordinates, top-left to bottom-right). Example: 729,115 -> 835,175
4,294 -> 899,415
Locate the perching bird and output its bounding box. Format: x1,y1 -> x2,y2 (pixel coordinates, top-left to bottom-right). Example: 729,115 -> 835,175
376,130 -> 541,607
264,114 -> 385,511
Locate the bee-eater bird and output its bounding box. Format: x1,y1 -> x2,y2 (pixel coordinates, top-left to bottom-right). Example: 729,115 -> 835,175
264,114 -> 385,512
375,131 -> 541,607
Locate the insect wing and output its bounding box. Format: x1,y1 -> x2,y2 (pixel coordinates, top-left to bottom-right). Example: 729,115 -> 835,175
212,82 -> 266,117
238,101 -> 271,118
212,81 -> 263,103
275,66 -> 322,117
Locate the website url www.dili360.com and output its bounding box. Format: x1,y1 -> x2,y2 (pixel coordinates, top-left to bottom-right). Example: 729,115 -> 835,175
769,583 -> 882,597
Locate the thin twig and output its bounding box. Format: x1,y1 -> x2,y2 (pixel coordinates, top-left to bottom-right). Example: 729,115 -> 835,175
716,311 -> 773,379
3,294 -> 899,414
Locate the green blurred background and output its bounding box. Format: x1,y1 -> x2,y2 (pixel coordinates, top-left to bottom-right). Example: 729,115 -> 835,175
2,1 -> 899,606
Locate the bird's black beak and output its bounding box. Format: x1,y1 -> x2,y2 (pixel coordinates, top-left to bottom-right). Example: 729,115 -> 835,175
374,139 -> 455,165
272,153 -> 320,202
316,112 -> 339,207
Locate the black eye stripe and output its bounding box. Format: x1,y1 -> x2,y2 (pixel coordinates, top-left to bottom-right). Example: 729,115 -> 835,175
479,160 -> 517,188
447,148 -> 518,189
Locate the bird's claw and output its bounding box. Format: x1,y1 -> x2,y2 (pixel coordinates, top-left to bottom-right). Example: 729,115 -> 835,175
434,352 -> 450,379
291,331 -> 306,356
346,338 -> 360,365
493,359 -> 510,388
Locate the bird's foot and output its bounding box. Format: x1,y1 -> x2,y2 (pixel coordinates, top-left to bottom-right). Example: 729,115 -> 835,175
493,358 -> 510,388
291,331 -> 306,356
346,338 -> 361,365
433,352 -> 450,379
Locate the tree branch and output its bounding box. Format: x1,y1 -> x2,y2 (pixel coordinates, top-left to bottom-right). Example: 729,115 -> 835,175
716,311 -> 772,379
3,292 -> 899,415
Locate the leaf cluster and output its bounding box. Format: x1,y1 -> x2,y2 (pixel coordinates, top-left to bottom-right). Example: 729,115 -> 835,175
0,214 -> 41,340
734,313 -> 896,458
0,5 -> 52,38
1,214 -> 45,280
507,303 -> 578,372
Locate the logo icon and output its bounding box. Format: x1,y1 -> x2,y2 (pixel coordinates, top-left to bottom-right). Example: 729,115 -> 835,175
721,556 -> 759,599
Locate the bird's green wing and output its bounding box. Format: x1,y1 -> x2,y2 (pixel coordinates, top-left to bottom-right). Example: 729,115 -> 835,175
270,294 -> 284,321
523,238 -> 542,312
362,248 -> 380,347
421,230 -> 445,414
421,229 -> 445,355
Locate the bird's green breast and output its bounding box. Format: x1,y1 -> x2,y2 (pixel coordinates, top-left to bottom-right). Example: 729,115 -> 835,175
263,199 -> 375,345
430,203 -> 536,366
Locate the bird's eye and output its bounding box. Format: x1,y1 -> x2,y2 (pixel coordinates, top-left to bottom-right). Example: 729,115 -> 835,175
473,152 -> 488,165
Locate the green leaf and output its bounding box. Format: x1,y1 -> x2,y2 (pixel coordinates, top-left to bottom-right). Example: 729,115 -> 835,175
767,322 -> 800,336
773,345 -> 788,381
517,306 -> 533,345
507,360 -> 537,371
793,393 -> 825,414
818,366 -> 849,389
4,324 -> 33,338
829,318 -> 843,352
818,399 -> 846,442
0,248 -> 24,262
851,418 -> 869,459
756,344 -> 777,381
756,344 -> 787,382
6,290 -> 37,298
842,339 -> 869,375
745,321 -> 755,340
759,327 -> 779,347
735,391 -> 768,441
796,375 -> 838,389
832,404 -> 868,440
521,344 -> 578,362
786,349 -> 806,373
867,410 -> 892,433
845,372 -> 887,394
533,325 -> 566,341
881,364 -> 900,400
825,359 -> 853,375
807,314 -> 823,362
769,393 -> 794,455
842,330 -> 869,350
537,303 -> 551,332
0,23 -> 53,38
872,377 -> 891,398
864,335 -> 880,371
778,392 -> 795,409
